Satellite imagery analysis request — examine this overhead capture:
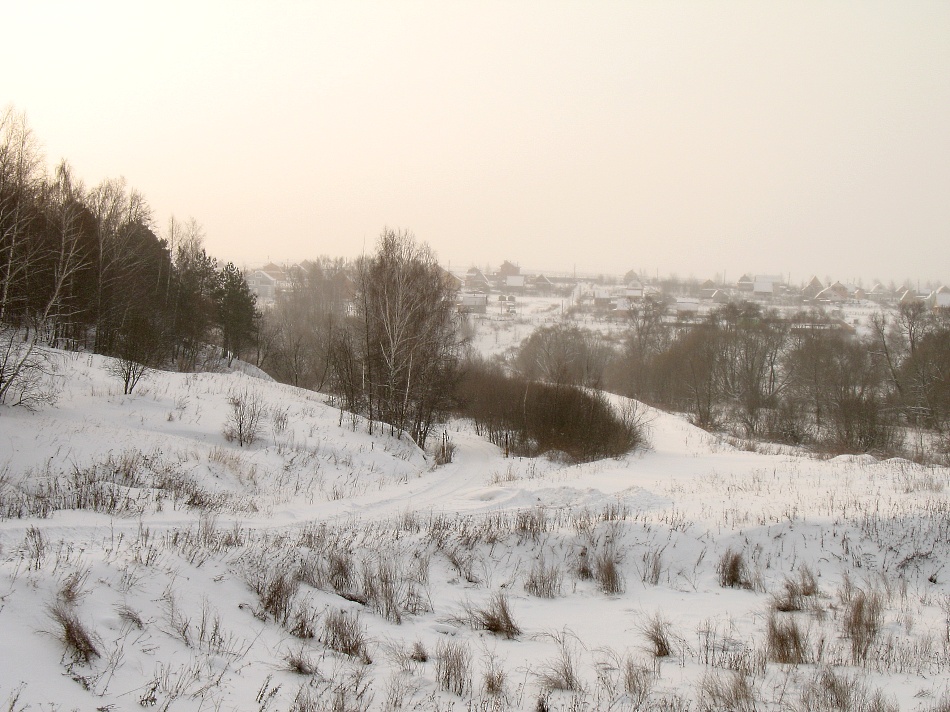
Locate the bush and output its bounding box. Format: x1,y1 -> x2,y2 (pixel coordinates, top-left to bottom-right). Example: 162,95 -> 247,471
456,357 -> 644,463
223,388 -> 265,446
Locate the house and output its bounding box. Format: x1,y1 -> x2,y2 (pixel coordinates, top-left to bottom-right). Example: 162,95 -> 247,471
699,279 -> 720,300
675,297 -> 700,316
828,282 -> 852,299
505,275 -> 526,294
498,261 -> 520,278
440,269 -> 464,292
814,286 -> 845,303
464,268 -> 492,292
531,274 -> 556,295
457,293 -> 488,314
593,289 -> 614,310
736,274 -> 755,292
247,262 -> 289,304
802,276 -> 824,301
753,275 -> 784,299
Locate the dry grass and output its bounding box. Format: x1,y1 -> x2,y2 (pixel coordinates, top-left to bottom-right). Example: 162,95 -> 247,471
525,557 -> 562,598
57,568 -> 90,603
698,670 -> 758,712
641,613 -> 673,658
482,653 -> 507,697
538,639 -> 583,692
249,564 -> 299,625
797,668 -> 899,712
845,589 -> 883,663
321,608 -> 371,664
766,611 -> 808,665
435,639 -> 471,696
469,592 -> 521,639
772,564 -> 819,612
640,547 -> 664,586
48,601 -> 100,663
595,546 -> 625,595
283,645 -> 319,675
717,549 -> 754,590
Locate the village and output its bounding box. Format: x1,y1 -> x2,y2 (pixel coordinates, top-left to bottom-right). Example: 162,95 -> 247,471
246,258 -> 950,327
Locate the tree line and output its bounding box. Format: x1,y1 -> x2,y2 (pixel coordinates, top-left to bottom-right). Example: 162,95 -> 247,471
522,300 -> 950,460
0,106 -> 257,403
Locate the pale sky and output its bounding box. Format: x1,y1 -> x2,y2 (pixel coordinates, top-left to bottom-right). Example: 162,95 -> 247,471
4,1 -> 949,285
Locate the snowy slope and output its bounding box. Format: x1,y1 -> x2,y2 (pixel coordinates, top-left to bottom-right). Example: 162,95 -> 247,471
1,349 -> 949,711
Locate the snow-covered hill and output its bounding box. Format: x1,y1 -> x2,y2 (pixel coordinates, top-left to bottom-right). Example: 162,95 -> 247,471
1,350 -> 948,710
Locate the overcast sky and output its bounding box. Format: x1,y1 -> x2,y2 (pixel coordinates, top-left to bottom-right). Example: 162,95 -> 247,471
4,2 -> 949,285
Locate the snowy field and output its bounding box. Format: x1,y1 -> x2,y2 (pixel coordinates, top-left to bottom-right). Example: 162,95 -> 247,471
1,347 -> 949,711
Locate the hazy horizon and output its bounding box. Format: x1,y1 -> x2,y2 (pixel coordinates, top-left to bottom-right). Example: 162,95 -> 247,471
5,2 -> 949,286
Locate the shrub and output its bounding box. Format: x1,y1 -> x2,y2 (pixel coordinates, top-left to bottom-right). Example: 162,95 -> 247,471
223,388 -> 265,446
455,357 -> 644,463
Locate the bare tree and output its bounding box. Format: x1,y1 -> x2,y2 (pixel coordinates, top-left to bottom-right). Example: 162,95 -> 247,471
0,112 -> 88,407
331,229 -> 461,447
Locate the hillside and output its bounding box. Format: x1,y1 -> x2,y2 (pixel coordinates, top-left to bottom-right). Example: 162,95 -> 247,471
1,350 -> 949,711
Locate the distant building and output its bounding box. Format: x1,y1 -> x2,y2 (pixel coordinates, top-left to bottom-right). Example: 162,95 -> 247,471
675,297 -> 700,316
498,260 -> 521,278
247,262 -> 289,304
753,275 -> 783,298
802,276 -> 824,301
505,275 -> 526,293
465,268 -> 492,292
457,293 -> 488,314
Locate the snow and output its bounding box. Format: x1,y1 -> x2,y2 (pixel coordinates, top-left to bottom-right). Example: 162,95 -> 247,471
0,347 -> 949,710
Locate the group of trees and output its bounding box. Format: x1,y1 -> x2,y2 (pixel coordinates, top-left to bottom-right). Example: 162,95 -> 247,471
326,230 -> 462,447
0,106 -> 257,402
596,300 -> 950,458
